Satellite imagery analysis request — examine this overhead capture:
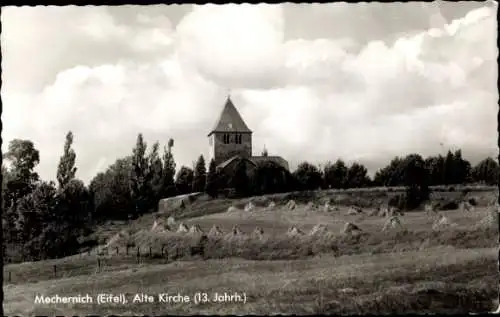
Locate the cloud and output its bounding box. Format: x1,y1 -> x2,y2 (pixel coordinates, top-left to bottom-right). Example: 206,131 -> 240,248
1,3 -> 497,184
176,4 -> 286,90
0,6 -> 176,94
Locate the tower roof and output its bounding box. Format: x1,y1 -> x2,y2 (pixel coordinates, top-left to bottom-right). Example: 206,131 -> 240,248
208,96 -> 252,136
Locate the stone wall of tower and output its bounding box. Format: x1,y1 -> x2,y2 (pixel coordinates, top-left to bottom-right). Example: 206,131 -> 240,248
210,132 -> 252,166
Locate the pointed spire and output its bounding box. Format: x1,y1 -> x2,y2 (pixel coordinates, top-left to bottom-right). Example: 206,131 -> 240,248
208,94 -> 252,136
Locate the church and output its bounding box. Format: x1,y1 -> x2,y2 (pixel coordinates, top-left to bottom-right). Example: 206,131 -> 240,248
207,95 -> 289,176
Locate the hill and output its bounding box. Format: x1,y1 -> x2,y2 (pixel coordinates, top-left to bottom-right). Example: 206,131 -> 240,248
4,185 -> 498,315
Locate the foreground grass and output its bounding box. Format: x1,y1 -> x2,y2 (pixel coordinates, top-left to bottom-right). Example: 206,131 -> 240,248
5,224 -> 497,286
5,246 -> 497,315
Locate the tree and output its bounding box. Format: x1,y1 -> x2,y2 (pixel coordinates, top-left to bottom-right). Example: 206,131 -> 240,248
56,179 -> 91,237
293,162 -> 323,190
373,157 -> 405,187
2,164 -> 14,222
162,142 -> 177,198
192,155 -> 207,193
175,166 -> 194,195
472,157 -> 499,185
443,150 -> 455,185
3,139 -> 40,200
452,149 -> 472,184
205,159 -> 218,197
401,154 -> 430,210
252,161 -> 292,195
230,160 -> 250,197
323,159 -> 349,189
129,134 -> 151,218
3,140 -> 41,249
15,181 -> 64,260
3,139 -> 40,184
89,156 -> 134,220
345,162 -> 370,188
0,165 -> 6,317
425,155 -> 446,186
56,131 -> 77,189
148,141 -> 164,204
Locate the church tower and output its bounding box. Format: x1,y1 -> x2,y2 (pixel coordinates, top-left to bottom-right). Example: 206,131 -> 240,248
208,95 -> 252,166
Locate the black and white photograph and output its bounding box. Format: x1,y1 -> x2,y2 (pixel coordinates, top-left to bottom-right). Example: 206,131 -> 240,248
1,2 -> 499,315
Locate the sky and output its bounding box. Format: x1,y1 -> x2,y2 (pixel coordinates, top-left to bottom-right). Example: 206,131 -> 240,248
1,2 -> 498,184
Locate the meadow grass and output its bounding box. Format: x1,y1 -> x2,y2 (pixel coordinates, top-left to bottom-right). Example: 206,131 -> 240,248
5,247 -> 497,315
4,188 -> 498,315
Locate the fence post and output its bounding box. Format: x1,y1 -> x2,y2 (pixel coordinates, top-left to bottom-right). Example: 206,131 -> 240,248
53,265 -> 57,278
126,245 -> 129,255
116,247 -> 119,255
149,246 -> 152,257
97,258 -> 101,273
136,247 -> 140,264
8,271 -> 11,283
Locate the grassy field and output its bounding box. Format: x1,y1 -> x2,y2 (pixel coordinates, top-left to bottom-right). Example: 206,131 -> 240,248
4,187 -> 499,315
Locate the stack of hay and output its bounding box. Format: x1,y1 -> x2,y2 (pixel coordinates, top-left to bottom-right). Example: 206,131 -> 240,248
287,226 -> 304,237
309,224 -> 328,235
231,225 -> 241,236
432,215 -> 456,230
188,224 -> 204,235
227,206 -> 240,213
475,208 -> 498,228
342,222 -> 362,234
347,206 -> 363,215
305,201 -> 318,211
382,216 -> 404,232
460,201 -> 475,213
177,223 -> 189,233
424,203 -> 436,216
225,225 -> 244,242
286,200 -> 297,210
323,202 -> 339,212
368,208 -> 380,217
244,201 -> 255,212
151,219 -> 160,231
151,218 -> 172,233
377,205 -> 389,217
208,225 -> 224,237
252,227 -> 265,239
390,206 -> 404,216
379,206 -> 402,217
164,216 -> 176,231
267,201 -> 276,209
104,230 -> 130,248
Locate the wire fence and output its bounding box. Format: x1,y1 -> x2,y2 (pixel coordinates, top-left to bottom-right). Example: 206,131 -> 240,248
4,243 -> 207,284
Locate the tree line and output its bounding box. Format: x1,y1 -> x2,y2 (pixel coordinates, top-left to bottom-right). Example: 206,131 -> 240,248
2,132 -> 498,262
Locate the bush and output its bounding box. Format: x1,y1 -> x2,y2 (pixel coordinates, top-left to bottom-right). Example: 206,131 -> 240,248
435,201 -> 459,211
388,194 -> 406,209
468,198 -> 478,206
